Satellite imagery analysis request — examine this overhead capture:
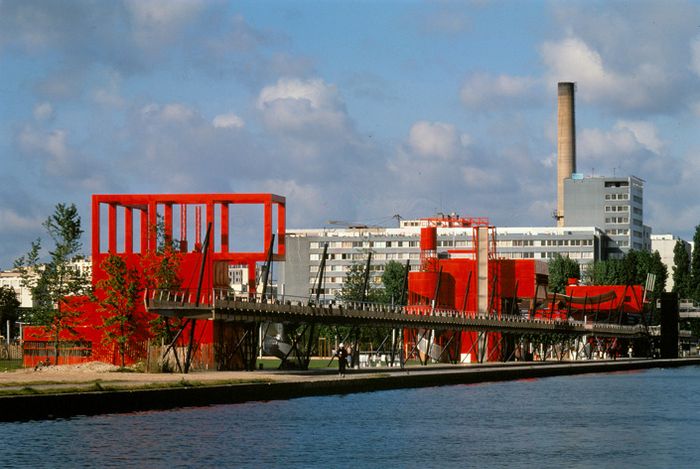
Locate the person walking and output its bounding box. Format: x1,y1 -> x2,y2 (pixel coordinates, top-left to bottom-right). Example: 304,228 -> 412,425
336,343 -> 348,377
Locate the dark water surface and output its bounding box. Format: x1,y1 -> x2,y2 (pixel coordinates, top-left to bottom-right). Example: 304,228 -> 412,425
2,366 -> 699,468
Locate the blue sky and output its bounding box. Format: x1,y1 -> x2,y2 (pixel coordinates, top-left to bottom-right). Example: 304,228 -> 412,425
2,0 -> 700,268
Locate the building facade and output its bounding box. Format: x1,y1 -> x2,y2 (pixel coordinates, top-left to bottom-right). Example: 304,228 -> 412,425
651,234 -> 691,292
564,175 -> 651,258
280,223 -> 604,301
0,258 -> 92,309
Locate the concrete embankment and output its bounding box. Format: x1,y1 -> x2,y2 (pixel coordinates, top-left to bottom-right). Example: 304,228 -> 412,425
2,358 -> 699,422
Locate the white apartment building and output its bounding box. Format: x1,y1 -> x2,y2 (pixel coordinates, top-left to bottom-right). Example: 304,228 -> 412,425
651,234 -> 691,292
279,222 -> 604,301
0,257 -> 93,308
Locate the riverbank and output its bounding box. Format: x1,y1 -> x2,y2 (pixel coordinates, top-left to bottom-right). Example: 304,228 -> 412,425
1,358 -> 699,421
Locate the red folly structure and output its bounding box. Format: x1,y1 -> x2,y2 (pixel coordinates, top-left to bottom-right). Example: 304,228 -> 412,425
404,216 -> 646,363
24,193 -> 286,369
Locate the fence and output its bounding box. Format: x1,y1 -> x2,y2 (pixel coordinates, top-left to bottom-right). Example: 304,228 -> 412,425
0,343 -> 23,371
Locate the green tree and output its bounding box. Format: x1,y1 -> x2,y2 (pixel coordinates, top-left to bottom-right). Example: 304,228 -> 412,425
14,203 -> 91,365
338,260 -> 382,303
97,254 -> 144,368
379,260 -> 407,305
548,254 -> 580,293
141,230 -> 183,341
584,250 -> 666,299
0,286 -> 20,339
672,240 -> 691,298
639,250 -> 667,300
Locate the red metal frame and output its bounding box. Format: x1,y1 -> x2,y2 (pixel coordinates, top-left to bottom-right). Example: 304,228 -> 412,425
24,193 -> 286,367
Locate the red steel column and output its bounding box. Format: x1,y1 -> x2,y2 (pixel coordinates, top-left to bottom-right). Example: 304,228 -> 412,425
108,203 -> 117,253
164,203 -> 173,248
264,200 -> 272,254
125,207 -> 133,254
180,204 -> 188,252
247,263 -> 256,298
277,200 -> 286,256
206,202 -> 214,252
91,196 -> 100,260
221,203 -> 229,253
140,209 -> 148,254
148,201 -> 157,252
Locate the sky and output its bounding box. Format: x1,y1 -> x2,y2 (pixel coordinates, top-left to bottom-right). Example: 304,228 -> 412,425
2,0 -> 700,268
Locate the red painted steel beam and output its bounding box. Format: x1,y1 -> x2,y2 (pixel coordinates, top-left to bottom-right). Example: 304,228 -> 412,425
108,203 -> 117,253
164,203 -> 173,247
125,207 -> 133,254
221,203 -> 229,253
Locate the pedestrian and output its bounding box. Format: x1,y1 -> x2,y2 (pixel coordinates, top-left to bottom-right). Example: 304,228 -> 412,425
336,342 -> 347,376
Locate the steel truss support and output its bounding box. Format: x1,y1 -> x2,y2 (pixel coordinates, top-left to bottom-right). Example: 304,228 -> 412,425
214,321 -> 259,371
277,323 -> 319,370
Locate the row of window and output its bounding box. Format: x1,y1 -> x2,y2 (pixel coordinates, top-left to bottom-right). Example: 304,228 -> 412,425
500,251 -> 594,260
606,217 -> 629,224
605,193 -> 629,200
605,205 -> 629,212
310,240 -> 420,249
606,229 -> 629,236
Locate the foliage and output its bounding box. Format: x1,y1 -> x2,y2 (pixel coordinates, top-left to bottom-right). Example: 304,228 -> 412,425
547,254 -> 580,293
14,203 -> 92,364
379,260 -> 408,305
141,223 -> 184,341
0,286 -> 20,335
584,250 -> 667,300
672,240 -> 691,298
97,254 -> 144,368
338,260 -> 382,303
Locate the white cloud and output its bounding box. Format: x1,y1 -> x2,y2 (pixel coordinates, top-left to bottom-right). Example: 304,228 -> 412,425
141,103 -> 197,123
614,121 -> 664,155
124,0 -> 207,48
33,102 -> 53,121
256,78 -> 348,133
460,73 -> 537,109
92,72 -> 125,108
578,127 -> 639,161
19,127 -> 69,165
408,121 -> 463,159
691,35 -> 700,76
213,113 -> 245,129
578,120 -> 665,167
461,166 -> 502,187
0,208 -> 42,232
541,36 -> 670,112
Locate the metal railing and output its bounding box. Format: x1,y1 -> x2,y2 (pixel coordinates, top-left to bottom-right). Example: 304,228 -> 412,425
146,288 -> 647,337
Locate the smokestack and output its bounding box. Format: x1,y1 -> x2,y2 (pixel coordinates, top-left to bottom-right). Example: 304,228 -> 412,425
556,82 -> 576,227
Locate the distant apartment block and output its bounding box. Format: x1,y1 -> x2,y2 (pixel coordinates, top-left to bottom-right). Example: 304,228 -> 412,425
279,222 -> 604,301
651,234 -> 691,292
0,258 -> 93,309
564,175 -> 651,258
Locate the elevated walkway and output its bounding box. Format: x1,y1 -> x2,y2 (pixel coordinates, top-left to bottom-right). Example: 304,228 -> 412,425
146,289 -> 648,339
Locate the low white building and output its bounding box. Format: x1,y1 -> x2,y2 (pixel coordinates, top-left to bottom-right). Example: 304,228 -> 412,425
651,234 -> 691,292
279,220 -> 605,301
0,257 -> 93,308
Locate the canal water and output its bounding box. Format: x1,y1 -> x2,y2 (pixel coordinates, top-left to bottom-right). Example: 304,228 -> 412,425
2,366 -> 699,468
